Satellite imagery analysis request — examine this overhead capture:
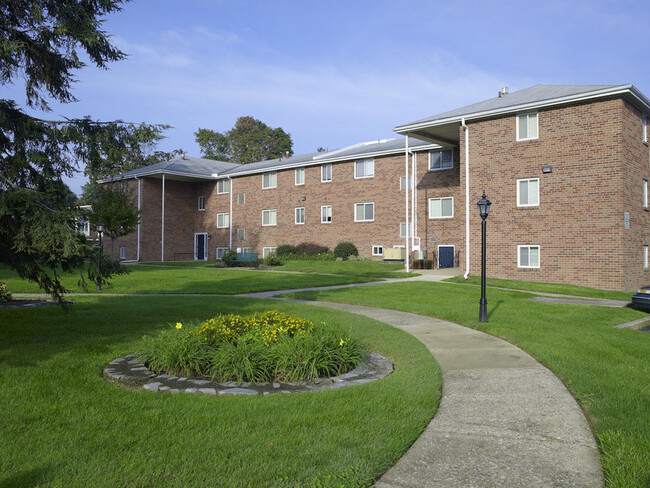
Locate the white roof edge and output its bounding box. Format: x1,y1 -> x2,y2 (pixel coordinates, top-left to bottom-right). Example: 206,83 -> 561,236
98,169 -> 216,183
222,143 -> 442,177
394,84 -> 647,133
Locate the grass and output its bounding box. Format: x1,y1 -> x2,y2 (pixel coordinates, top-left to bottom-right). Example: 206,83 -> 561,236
0,264 -> 383,295
274,260 -> 414,279
444,275 -> 632,301
285,282 -> 650,487
0,295 -> 441,487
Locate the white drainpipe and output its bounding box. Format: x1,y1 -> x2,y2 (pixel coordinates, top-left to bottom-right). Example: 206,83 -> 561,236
136,176 -> 141,261
411,151 -> 417,253
404,136 -> 410,272
161,174 -> 165,262
462,118 -> 470,279
228,176 -> 233,250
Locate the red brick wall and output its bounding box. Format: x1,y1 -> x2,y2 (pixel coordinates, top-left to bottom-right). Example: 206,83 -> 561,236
464,97 -> 636,290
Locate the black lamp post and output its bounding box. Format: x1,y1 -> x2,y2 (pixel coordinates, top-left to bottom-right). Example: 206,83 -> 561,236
96,221 -> 104,291
476,192 -> 492,322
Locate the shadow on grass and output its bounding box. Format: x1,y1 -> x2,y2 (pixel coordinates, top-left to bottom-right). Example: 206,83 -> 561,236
0,463 -> 61,488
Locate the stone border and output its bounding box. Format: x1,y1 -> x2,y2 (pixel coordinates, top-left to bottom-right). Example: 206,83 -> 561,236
103,353 -> 393,396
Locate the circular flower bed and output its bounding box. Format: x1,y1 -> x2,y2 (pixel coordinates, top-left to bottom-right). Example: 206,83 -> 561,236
138,310 -> 366,384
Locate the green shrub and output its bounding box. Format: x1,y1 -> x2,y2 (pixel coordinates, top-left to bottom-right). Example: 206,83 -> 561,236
260,255 -> 282,266
295,242 -> 329,255
334,242 -> 358,260
275,245 -> 296,257
221,249 -> 238,267
0,281 -> 11,302
280,252 -> 335,261
138,311 -> 365,383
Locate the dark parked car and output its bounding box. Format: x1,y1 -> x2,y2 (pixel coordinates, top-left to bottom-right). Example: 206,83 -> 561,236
631,286 -> 650,311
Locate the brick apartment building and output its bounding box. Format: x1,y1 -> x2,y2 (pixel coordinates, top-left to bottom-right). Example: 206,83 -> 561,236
101,84 -> 650,292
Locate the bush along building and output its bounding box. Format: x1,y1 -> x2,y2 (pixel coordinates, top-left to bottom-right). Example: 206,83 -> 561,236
101,84 -> 650,292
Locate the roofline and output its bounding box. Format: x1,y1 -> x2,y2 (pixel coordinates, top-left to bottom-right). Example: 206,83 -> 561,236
98,169 -> 218,183
221,143 -> 442,177
394,84 -> 650,133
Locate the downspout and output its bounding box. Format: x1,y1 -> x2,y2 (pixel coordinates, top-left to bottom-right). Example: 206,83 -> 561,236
161,174 -> 165,262
411,151 -> 417,253
462,118 -> 470,279
405,136 -> 410,273
228,176 -> 233,250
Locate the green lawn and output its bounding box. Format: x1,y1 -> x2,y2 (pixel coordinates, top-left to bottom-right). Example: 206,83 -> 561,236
0,296 -> 441,487
285,282 -> 650,488
444,275 -> 632,301
0,264 -> 382,295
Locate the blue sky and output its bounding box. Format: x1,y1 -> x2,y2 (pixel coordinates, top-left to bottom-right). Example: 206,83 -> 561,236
6,0 -> 650,194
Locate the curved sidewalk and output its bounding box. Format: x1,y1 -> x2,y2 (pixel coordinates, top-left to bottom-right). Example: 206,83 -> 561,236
284,300 -> 604,487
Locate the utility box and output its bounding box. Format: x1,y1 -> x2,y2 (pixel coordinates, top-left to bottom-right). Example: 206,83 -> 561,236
383,248 -> 406,262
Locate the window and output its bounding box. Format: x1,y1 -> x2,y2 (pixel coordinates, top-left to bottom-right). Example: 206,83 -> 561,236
400,176 -> 413,190
263,247 -> 277,258
237,229 -> 245,240
120,246 -> 126,260
216,247 -> 228,260
428,149 -> 453,171
321,205 -> 332,223
82,221 -> 90,237
217,179 -> 229,194
262,172 -> 277,189
295,207 -> 305,225
399,222 -> 414,238
354,158 -> 374,178
428,197 -> 454,219
644,114 -> 648,143
238,193 -> 245,205
295,168 -> 305,185
645,245 -> 649,269
355,202 -> 374,222
198,196 -> 205,211
372,245 -> 383,256
321,164 -> 332,182
517,112 -> 538,141
262,209 -> 277,226
518,245 -> 540,268
645,180 -> 648,208
217,213 -> 229,228
517,178 -> 540,207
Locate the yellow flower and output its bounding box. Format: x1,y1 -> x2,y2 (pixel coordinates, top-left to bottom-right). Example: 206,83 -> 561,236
339,339 -> 345,346
175,322 -> 183,329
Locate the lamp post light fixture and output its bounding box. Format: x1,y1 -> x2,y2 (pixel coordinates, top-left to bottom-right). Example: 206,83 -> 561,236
96,221 -> 104,291
476,192 -> 492,322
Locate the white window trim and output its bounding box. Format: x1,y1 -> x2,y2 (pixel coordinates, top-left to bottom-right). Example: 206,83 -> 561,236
237,229 -> 245,240
372,245 -> 384,256
400,176 -> 413,191
262,209 -> 277,226
217,180 -> 229,194
321,164 -> 332,183
82,221 -> 90,237
321,205 -> 332,224
263,247 -> 277,258
354,202 -> 375,222
119,246 -> 126,260
216,247 -> 229,260
262,172 -> 277,189
194,232 -> 208,260
295,168 -> 305,186
645,245 -> 648,269
644,179 -> 648,209
516,112 -> 539,141
237,193 -> 245,205
217,213 -> 229,229
517,178 -> 540,208
428,197 -> 454,219
354,158 -> 375,179
400,222 -> 414,238
428,149 -> 454,171
517,245 -> 541,269
295,207 -> 305,225
198,196 -> 205,211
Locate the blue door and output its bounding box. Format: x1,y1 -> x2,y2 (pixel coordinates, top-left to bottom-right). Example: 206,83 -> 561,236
195,234 -> 206,260
439,246 -> 454,268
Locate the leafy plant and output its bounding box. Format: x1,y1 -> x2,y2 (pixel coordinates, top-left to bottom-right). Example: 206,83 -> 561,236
221,249 -> 238,267
275,245 -> 296,257
0,281 -> 12,302
260,255 -> 282,266
334,242 -> 359,260
295,242 -> 330,256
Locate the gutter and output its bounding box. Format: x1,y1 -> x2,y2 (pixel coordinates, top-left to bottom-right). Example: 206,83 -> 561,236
462,118 -> 470,280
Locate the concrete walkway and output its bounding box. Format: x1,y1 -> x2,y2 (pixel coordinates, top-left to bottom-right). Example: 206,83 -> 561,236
254,290 -> 604,487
